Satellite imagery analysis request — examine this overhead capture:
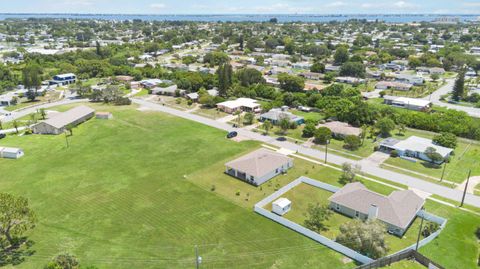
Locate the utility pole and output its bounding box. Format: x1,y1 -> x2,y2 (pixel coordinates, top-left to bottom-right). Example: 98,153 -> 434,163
195,245 -> 201,269
64,131 -> 69,148
324,140 -> 329,164
440,160 -> 447,182
460,169 -> 471,207
415,208 -> 425,251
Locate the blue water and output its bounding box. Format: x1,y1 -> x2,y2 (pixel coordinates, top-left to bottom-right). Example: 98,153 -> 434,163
0,13 -> 478,23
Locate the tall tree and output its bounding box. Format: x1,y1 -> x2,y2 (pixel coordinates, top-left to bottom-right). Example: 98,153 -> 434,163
217,63 -> 233,96
336,219 -> 389,259
22,64 -> 42,102
304,203 -> 332,233
452,69 -> 465,102
0,193 -> 36,250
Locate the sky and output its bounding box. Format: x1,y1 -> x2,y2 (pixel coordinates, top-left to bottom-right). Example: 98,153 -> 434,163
0,0 -> 479,15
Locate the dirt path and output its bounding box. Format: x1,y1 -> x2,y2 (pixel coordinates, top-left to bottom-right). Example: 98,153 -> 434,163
456,176 -> 480,194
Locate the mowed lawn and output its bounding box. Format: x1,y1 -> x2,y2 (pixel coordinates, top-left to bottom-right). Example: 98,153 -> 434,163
267,183 -> 428,255
188,152 -> 480,269
0,103 -> 354,269
383,129 -> 480,184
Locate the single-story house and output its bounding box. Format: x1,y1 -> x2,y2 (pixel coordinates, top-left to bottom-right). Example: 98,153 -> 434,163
150,85 -> 184,96
32,105 -> 95,135
394,74 -> 424,85
383,96 -> 431,111
225,148 -> 293,186
260,108 -> 305,125
0,147 -> 24,159
375,81 -> 413,91
217,98 -> 261,114
272,198 -> 292,216
335,76 -> 365,85
329,182 -> 425,236
140,79 -> 164,89
49,73 -> 76,86
96,112 -> 113,119
317,121 -> 361,138
299,72 -> 323,80
379,136 -> 453,163
186,92 -> 199,101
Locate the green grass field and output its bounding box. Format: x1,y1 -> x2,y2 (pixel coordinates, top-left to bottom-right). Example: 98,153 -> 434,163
384,259 -> 426,269
0,103 -> 478,269
266,183 -> 428,255
0,103 -> 354,269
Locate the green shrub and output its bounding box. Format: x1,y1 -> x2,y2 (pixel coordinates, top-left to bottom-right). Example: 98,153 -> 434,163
390,150 -> 399,158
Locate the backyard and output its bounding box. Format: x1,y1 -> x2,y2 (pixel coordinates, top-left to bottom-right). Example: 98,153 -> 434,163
264,183 -> 430,255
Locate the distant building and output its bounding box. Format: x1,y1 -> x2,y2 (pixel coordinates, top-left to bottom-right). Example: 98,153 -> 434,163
150,85 -> 184,96
376,81 -> 413,91
379,136 -> 453,164
329,182 -> 425,236
260,107 -> 305,125
383,96 -> 431,111
394,74 -> 424,85
335,76 -> 365,85
0,147 -> 24,159
96,112 -> 113,120
317,121 -> 361,138
225,148 -> 293,186
32,105 -> 95,135
217,98 -> 261,114
49,73 -> 76,86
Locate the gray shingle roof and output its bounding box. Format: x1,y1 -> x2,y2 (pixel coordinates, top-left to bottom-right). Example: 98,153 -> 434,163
225,148 -> 292,178
329,182 -> 425,229
42,105 -> 95,129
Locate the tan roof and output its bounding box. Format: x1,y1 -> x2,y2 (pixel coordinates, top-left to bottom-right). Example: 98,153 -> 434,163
329,182 -> 425,229
317,121 -> 361,136
225,148 -> 292,178
42,105 -> 95,129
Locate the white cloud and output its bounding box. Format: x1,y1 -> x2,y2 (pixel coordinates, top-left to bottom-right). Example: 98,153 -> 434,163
393,1 -> 418,9
462,2 -> 480,7
150,3 -> 166,9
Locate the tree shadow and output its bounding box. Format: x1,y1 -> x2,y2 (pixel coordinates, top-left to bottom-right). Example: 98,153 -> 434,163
420,161 -> 441,169
0,238 -> 36,267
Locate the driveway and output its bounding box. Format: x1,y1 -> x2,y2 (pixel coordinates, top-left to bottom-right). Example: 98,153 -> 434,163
360,151 -> 390,166
132,98 -> 480,208
456,176 -> 480,194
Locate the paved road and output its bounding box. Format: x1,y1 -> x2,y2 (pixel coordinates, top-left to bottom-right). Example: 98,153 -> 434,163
0,98 -> 87,123
423,79 -> 480,118
132,98 -> 480,208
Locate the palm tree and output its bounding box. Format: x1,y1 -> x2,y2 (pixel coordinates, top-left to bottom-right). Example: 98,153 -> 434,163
39,108 -> 47,120
263,120 -> 272,135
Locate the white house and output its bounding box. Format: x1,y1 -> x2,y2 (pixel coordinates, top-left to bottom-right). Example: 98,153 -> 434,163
272,198 -> 292,216
217,98 -> 261,114
49,73 -> 76,86
383,96 -> 431,111
0,147 -> 24,159
379,136 -> 453,163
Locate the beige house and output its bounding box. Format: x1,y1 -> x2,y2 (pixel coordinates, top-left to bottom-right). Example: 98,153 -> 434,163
317,121 -> 361,138
217,98 -> 261,114
225,148 -> 293,186
329,182 -> 425,236
32,105 -> 95,135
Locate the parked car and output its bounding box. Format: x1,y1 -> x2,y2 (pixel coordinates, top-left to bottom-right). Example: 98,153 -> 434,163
276,136 -> 287,141
0,133 -> 6,139
226,131 -> 238,139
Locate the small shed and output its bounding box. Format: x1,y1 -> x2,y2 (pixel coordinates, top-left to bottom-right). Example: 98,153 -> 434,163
0,147 -> 24,159
96,112 -> 113,120
272,198 -> 292,216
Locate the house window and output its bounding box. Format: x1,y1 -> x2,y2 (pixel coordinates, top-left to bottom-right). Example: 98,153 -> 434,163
275,169 -> 278,173
355,211 -> 359,218
250,176 -> 254,181
336,204 -> 340,211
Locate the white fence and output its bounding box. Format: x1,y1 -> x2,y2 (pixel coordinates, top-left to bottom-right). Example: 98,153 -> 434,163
254,176 -> 447,265
254,176 -> 373,264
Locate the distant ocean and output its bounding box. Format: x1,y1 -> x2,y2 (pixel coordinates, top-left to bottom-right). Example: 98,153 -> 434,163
0,14 -> 478,23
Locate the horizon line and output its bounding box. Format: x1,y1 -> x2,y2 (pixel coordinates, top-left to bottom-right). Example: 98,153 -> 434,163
0,13 -> 479,16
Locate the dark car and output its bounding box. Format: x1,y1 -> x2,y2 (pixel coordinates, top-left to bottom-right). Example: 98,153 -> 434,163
0,133 -> 6,139
226,131 -> 238,139
276,136 -> 287,141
